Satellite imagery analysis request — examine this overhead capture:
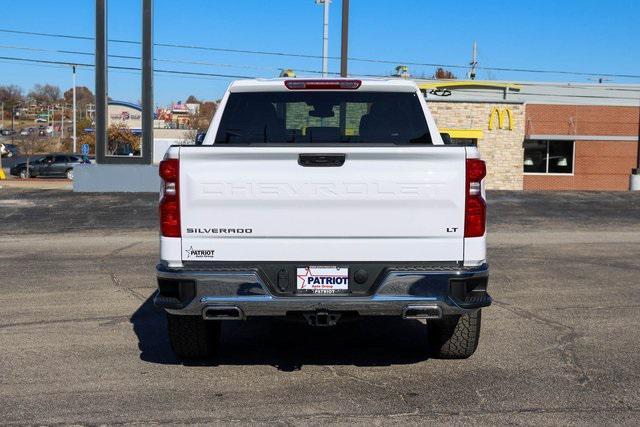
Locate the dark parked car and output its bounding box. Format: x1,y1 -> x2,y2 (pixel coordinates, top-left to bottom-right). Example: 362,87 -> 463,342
9,153 -> 90,180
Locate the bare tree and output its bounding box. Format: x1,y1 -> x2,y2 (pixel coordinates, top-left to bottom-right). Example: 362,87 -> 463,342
16,132 -> 57,178
0,85 -> 24,108
180,129 -> 198,145
29,84 -> 62,105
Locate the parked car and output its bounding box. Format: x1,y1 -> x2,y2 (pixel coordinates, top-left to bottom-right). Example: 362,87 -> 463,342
0,143 -> 18,158
19,129 -> 28,136
9,153 -> 90,180
154,78 -> 490,360
35,117 -> 48,123
0,129 -> 14,136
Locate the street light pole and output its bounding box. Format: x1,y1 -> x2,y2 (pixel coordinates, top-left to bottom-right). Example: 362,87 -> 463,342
11,105 -> 17,144
315,0 -> 330,77
340,0 -> 349,77
60,104 -> 64,140
72,65 -> 77,152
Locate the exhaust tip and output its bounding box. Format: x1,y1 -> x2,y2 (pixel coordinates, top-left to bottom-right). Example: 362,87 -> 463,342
402,305 -> 442,320
202,306 -> 244,320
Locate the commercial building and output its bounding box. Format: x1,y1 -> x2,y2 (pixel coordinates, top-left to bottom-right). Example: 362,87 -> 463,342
418,80 -> 640,191
107,101 -> 143,133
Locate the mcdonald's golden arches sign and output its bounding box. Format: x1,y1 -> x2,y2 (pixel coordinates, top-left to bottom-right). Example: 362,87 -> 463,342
488,107 -> 514,131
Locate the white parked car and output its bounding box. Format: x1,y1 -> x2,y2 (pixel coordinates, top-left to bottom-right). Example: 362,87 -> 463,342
154,78 -> 490,360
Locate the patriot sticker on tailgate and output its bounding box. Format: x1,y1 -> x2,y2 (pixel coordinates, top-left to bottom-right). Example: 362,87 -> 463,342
296,266 -> 349,294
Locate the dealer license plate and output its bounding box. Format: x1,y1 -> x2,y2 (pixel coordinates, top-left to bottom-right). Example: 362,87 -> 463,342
296,266 -> 349,294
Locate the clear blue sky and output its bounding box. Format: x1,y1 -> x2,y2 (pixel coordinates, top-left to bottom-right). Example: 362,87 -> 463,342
0,0 -> 638,106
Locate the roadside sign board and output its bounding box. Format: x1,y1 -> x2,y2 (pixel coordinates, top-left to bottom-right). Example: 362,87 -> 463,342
81,144 -> 90,155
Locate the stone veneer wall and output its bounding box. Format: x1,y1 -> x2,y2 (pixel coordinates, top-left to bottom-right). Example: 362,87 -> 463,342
428,102 -> 525,190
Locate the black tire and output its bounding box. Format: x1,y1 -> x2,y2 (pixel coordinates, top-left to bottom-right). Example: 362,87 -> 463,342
427,310 -> 482,359
19,169 -> 31,179
65,168 -> 74,180
166,313 -> 220,359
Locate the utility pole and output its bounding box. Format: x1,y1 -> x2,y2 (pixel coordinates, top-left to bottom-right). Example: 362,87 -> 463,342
340,0 -> 349,77
315,0 -> 330,77
72,65 -> 77,152
1,101 -> 4,129
468,41 -> 478,80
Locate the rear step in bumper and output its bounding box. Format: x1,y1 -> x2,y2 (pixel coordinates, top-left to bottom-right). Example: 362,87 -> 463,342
154,263 -> 490,318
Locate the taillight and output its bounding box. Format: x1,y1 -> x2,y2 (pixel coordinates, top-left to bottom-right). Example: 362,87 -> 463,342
159,158 -> 180,237
465,159 -> 486,238
284,79 -> 362,90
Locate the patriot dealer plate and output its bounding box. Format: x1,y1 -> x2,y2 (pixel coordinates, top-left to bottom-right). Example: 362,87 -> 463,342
296,266 -> 349,294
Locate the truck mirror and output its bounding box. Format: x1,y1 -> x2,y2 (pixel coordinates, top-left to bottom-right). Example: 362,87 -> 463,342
195,132 -> 206,145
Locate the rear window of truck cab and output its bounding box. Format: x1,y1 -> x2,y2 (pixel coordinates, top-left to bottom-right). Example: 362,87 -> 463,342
214,91 -> 432,145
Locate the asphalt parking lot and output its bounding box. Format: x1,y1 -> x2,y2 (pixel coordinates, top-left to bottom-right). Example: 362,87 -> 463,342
1,189 -> 639,424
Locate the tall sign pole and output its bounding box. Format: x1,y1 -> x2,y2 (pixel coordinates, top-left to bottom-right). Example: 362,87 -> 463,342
340,0 -> 349,77
141,0 -> 154,165
72,65 -> 77,153
95,0 -> 107,164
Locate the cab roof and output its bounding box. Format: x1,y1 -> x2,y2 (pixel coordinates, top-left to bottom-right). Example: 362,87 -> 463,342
228,78 -> 419,93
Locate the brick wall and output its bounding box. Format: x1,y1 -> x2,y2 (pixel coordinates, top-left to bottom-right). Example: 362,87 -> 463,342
525,104 -> 638,136
524,140 -> 637,190
428,102 -> 525,190
524,104 -> 639,191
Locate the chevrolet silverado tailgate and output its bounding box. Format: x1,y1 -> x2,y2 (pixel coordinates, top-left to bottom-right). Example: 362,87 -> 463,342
179,145 -> 465,262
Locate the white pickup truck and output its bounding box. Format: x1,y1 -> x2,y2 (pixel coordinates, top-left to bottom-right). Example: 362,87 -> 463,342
154,78 -> 490,359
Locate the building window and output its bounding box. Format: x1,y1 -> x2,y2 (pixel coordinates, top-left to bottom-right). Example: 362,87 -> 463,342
524,140 -> 574,174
